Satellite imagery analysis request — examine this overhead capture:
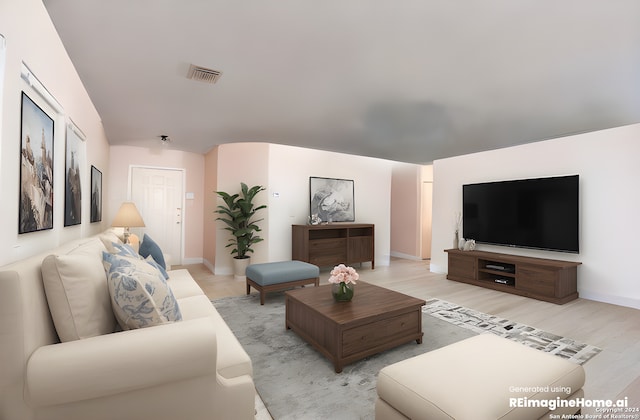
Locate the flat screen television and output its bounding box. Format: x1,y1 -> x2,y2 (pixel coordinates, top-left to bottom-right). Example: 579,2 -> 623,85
462,175 -> 579,253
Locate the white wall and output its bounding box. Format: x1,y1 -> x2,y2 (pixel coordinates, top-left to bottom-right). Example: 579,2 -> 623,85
431,123 -> 640,309
214,143 -> 393,274
268,144 -> 393,265
0,0 -> 110,267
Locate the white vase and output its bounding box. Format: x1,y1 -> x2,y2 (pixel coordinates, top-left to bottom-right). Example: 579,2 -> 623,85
233,257 -> 251,281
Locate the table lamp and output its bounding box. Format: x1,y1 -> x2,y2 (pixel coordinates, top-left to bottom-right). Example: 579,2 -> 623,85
112,202 -> 145,245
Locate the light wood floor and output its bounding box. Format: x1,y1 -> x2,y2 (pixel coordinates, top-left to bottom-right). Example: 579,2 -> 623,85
180,258 -> 640,412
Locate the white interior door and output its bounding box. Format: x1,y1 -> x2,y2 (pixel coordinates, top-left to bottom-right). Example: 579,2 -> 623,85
130,167 -> 184,265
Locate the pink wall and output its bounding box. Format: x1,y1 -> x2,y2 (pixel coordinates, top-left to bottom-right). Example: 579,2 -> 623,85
0,0 -> 111,265
390,164 -> 422,258
108,145 -> 205,262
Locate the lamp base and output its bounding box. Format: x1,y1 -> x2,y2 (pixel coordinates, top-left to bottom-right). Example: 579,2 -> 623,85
127,233 -> 141,253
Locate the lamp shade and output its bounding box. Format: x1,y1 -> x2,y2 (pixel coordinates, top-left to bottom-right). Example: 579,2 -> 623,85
112,202 -> 145,228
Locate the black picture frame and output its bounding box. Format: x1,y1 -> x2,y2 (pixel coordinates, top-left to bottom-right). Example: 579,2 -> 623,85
64,124 -> 83,226
19,91 -> 54,234
90,165 -> 102,223
309,176 -> 355,222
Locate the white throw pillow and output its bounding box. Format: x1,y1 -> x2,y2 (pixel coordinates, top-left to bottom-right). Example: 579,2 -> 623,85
98,229 -> 124,253
103,252 -> 182,330
41,239 -> 117,342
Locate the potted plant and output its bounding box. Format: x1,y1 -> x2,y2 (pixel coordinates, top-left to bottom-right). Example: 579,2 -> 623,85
215,183 -> 267,278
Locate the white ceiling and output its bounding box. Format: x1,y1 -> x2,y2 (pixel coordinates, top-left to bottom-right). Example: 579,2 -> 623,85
43,1 -> 640,164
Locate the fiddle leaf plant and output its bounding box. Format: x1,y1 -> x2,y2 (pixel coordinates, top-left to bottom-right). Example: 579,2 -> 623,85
215,183 -> 267,259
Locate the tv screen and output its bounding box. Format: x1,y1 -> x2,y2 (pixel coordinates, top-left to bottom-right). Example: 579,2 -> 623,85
462,175 -> 579,253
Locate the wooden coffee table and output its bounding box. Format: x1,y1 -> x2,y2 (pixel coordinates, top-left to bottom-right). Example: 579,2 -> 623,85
285,281 -> 426,373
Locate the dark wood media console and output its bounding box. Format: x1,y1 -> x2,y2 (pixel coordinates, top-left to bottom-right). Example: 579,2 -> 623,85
292,223 -> 375,269
445,249 -> 581,304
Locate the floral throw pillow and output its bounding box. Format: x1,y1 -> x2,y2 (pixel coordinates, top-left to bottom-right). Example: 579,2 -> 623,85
111,242 -> 139,258
102,252 -> 182,330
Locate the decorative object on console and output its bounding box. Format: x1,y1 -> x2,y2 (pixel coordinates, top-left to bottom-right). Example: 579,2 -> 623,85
215,182 -> 267,278
19,91 -> 55,234
308,213 -> 321,225
310,177 -> 354,222
328,264 -> 358,302
463,239 -> 476,251
453,211 -> 462,250
111,201 -> 145,245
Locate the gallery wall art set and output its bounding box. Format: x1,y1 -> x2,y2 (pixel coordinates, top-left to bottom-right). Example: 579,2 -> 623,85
18,66 -> 102,234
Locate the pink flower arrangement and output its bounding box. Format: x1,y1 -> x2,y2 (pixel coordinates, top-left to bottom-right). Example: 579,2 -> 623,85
328,264 -> 359,285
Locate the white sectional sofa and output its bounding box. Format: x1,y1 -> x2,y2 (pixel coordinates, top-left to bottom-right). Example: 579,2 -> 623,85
0,231 -> 255,420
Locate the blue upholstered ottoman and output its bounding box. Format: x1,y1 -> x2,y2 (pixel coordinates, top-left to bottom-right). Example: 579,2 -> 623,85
246,261 -> 320,305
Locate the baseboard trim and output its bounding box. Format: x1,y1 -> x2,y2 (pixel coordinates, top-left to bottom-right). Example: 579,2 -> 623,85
578,290 -> 640,310
389,251 -> 424,261
182,257 -> 203,265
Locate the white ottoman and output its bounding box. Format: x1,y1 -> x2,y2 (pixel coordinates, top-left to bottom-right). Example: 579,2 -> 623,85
376,334 -> 586,420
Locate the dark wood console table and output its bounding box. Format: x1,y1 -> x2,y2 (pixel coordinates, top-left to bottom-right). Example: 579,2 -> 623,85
445,249 -> 581,304
292,223 -> 375,269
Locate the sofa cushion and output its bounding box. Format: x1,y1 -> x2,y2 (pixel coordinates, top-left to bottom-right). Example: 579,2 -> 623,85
145,256 -> 169,280
166,269 -> 205,299
103,252 -> 182,330
41,239 -> 117,342
98,229 -> 124,253
139,234 -> 167,270
178,295 -> 253,379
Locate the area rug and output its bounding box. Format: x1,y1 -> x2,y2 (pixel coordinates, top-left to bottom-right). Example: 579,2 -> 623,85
213,293 -> 600,420
422,298 -> 602,365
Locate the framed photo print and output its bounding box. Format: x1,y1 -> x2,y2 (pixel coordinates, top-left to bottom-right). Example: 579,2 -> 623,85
309,177 -> 355,222
19,91 -> 54,234
90,165 -> 102,223
64,123 -> 84,226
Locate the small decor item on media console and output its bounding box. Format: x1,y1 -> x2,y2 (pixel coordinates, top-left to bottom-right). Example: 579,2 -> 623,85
452,211 -> 462,250
463,239 -> 476,251
328,264 -> 358,302
309,213 -> 322,225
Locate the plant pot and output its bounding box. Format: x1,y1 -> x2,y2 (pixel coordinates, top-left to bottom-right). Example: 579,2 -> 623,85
331,282 -> 354,302
233,257 -> 251,281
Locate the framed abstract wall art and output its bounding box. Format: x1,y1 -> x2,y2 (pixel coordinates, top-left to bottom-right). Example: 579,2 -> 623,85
19,91 -> 54,234
309,176 -> 355,223
90,165 -> 102,223
64,122 -> 85,226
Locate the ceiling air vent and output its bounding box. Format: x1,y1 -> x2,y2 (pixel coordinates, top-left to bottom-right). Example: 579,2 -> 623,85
187,64 -> 222,84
